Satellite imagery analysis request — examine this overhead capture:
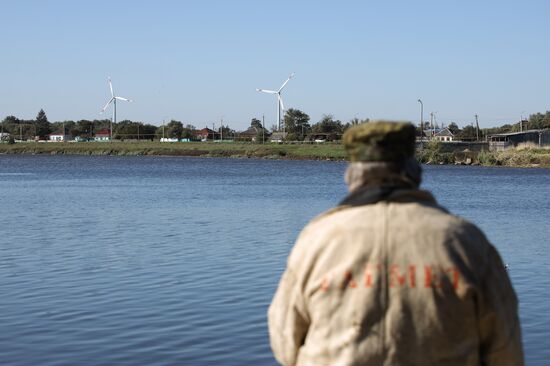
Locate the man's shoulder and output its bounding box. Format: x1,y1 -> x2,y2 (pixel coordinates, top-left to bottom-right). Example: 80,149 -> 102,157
288,197 -> 494,280
302,198 -> 491,252
414,205 -> 488,241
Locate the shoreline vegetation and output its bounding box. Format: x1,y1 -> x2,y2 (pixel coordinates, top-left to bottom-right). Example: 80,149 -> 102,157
415,140 -> 550,168
1,141 -> 550,168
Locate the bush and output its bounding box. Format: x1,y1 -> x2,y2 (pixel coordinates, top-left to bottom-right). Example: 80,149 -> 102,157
284,132 -> 300,142
425,140 -> 442,151
477,150 -> 499,166
416,140 -> 452,164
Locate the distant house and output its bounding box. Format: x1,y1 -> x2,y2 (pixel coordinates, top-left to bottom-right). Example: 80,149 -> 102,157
422,127 -> 454,142
49,131 -> 72,142
239,127 -> 258,141
193,127 -> 219,141
238,126 -> 270,142
94,129 -> 111,141
0,132 -> 10,141
488,129 -> 550,151
270,132 -> 287,143
433,128 -> 454,142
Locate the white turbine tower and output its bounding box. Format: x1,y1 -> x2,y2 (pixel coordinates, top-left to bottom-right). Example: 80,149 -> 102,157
100,77 -> 132,140
256,73 -> 294,131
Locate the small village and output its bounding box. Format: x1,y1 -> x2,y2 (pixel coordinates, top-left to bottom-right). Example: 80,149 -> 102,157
2,105 -> 550,152
1,118 -> 549,152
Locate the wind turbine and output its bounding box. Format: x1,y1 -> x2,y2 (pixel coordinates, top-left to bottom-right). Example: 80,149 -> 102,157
100,77 -> 132,140
256,73 -> 294,131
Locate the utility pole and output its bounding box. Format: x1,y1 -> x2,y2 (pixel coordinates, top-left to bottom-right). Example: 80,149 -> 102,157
475,114 -> 480,141
430,112 -> 434,140
220,116 -> 223,141
417,99 -> 423,149
262,114 -> 265,144
213,123 -> 215,141
162,119 -> 165,140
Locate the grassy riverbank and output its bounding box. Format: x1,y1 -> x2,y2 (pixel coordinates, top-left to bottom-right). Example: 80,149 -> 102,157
477,148 -> 550,168
416,140 -> 550,168
0,141 -> 349,160
417,148 -> 550,168
1,141 -> 549,167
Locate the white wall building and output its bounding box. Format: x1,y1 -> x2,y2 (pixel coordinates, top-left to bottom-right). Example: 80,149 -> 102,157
49,133 -> 66,142
433,128 -> 454,142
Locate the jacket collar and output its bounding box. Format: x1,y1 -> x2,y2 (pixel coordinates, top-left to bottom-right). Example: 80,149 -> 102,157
338,185 -> 437,208
309,186 -> 440,225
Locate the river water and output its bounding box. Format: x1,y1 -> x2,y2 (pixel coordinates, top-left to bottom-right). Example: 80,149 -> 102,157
0,155 -> 548,365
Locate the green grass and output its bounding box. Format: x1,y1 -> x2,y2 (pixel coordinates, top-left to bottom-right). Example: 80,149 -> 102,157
1,141 -> 549,167
0,141 -> 348,160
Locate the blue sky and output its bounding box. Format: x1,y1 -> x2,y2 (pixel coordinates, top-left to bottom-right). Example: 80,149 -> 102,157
0,0 -> 548,130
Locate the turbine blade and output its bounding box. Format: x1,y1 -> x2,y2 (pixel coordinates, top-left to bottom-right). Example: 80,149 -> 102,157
257,88 -> 278,94
108,77 -> 114,97
278,95 -> 285,112
278,73 -> 294,92
100,97 -> 114,113
115,96 -> 132,102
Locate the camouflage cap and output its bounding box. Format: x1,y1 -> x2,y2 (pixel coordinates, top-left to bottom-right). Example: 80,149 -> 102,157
343,121 -> 416,162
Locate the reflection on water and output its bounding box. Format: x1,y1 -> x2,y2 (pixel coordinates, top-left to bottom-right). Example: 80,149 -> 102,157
0,156 -> 548,365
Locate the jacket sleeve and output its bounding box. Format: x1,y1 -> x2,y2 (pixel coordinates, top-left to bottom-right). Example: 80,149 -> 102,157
478,244 -> 524,366
268,267 -> 310,366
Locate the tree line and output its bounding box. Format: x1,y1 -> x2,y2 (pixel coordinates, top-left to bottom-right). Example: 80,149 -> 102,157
2,108 -> 550,142
0,110 -> 190,141
271,108 -> 550,142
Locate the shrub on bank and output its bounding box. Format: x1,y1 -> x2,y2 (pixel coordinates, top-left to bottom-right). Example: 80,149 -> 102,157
477,150 -> 499,166
416,141 -> 454,164
416,151 -> 455,165
478,148 -> 550,167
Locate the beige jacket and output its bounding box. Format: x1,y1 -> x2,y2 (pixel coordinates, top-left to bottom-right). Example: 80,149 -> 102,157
268,188 -> 523,366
